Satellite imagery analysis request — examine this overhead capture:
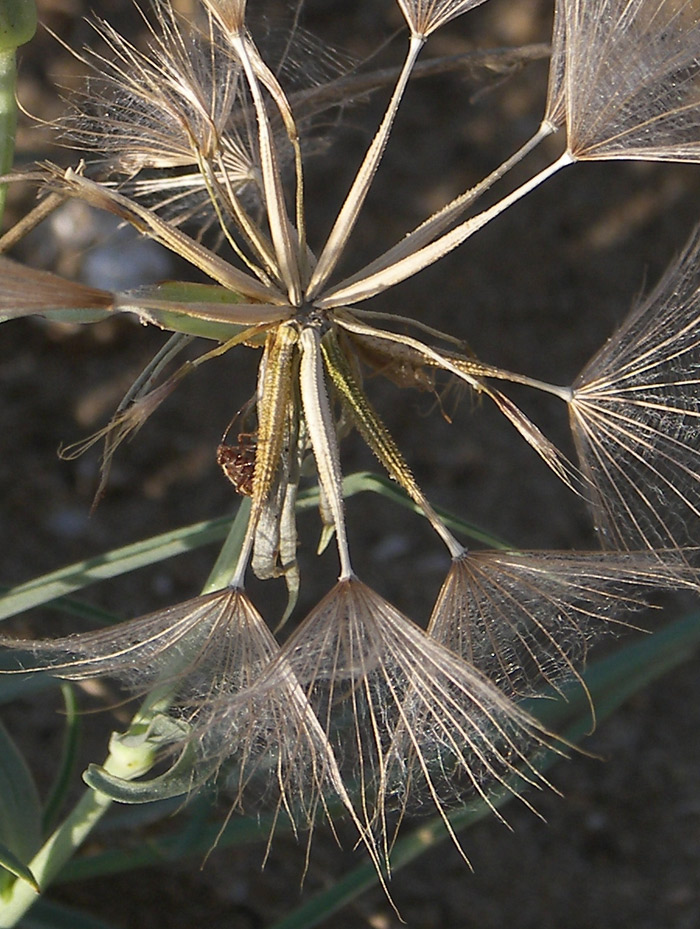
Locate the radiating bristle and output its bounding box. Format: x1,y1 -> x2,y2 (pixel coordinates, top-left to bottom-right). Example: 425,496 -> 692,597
0,587 -> 278,732
547,0 -> 700,162
570,227 -> 700,551
217,578 -> 559,863
396,0 -> 490,37
61,2 -> 258,188
429,550 -> 699,700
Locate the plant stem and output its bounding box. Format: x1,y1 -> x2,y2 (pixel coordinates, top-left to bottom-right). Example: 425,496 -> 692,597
307,34 -> 425,300
0,51 -> 16,225
318,151 -> 574,308
0,0 -> 37,228
201,497 -> 251,592
0,503 -> 250,927
0,751 -> 133,927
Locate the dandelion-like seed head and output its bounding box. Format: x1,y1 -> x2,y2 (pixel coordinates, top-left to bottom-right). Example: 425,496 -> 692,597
3,0 -> 700,888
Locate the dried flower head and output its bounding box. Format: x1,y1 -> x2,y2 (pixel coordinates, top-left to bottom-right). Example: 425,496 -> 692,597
1,588 -> 277,718
429,550 -> 699,701
2,0 -> 700,890
205,577 -> 558,862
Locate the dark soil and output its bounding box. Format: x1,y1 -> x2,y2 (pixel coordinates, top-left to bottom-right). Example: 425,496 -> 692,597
2,1 -> 700,927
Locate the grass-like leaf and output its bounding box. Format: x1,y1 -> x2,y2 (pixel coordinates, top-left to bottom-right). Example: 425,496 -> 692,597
0,721 -> 41,888
0,515 -> 235,622
41,685 -> 81,834
0,472 -> 503,623
0,842 -> 38,894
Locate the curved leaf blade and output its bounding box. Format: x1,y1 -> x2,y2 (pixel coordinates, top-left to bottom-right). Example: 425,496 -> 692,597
0,722 -> 42,878
0,842 -> 38,893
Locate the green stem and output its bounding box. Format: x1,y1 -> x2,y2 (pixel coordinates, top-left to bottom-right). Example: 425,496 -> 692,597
0,755 -> 129,927
0,0 -> 37,228
201,497 -> 251,592
0,503 -> 250,927
0,50 -> 16,225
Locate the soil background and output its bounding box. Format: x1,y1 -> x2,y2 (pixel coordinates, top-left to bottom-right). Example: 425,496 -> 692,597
2,0 -> 700,927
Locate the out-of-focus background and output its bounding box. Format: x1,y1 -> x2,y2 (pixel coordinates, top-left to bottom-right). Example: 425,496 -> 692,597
2,0 -> 700,925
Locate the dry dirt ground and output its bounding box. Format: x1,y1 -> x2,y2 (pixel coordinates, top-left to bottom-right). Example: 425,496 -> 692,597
2,0 -> 700,927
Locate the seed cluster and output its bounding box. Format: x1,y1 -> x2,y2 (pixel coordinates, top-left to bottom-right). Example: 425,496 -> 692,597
2,0 -> 700,877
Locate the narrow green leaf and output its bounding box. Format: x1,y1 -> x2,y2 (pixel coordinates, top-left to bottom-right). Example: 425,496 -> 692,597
0,722 -> 41,868
41,686 -> 81,834
84,743 -> 211,805
0,843 -> 38,893
0,586 -> 119,627
125,281 -> 253,342
145,281 -> 247,305
0,515 -> 235,621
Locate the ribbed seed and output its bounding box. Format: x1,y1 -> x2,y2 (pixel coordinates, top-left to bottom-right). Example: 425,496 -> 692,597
252,322 -> 299,511
321,327 -> 463,557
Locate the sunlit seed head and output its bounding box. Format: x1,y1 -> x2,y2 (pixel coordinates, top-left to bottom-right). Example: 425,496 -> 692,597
59,4 -> 261,221
547,0 -> 700,162
570,225 -> 700,551
429,550 -> 699,702
255,577 -> 555,855
0,588 -> 277,711
395,0 -> 490,38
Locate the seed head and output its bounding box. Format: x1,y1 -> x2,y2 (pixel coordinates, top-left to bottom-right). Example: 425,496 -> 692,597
547,0 -> 700,162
